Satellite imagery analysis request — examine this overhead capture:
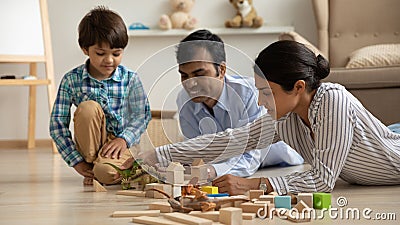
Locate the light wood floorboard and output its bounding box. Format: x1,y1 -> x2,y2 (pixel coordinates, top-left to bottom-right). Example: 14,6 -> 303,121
0,148 -> 399,224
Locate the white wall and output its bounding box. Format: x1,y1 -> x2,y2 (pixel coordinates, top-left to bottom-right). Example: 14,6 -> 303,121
0,0 -> 317,140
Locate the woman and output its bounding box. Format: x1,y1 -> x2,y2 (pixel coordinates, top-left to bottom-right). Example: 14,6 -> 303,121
142,40 -> 400,195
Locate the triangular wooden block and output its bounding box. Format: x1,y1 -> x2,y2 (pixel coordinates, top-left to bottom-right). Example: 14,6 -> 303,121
93,179 -> 107,192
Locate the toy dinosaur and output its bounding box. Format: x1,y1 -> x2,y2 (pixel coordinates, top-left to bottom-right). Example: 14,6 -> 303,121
104,159 -> 163,190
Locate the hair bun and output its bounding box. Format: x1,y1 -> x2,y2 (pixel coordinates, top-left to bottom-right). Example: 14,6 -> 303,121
315,54 -> 330,80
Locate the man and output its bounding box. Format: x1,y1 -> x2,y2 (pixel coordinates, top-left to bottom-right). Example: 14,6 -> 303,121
173,29 -> 303,179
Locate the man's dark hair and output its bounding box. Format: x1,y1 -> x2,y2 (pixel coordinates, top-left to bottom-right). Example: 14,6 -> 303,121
78,6 -> 128,50
176,29 -> 226,73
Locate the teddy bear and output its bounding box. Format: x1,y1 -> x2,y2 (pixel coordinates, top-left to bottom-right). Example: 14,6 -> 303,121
159,0 -> 197,30
225,0 -> 263,28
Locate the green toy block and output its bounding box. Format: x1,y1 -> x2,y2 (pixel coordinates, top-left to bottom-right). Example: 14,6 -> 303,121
274,196 -> 291,209
313,193 -> 331,209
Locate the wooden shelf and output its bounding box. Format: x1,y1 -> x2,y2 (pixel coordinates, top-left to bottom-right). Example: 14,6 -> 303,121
128,25 -> 294,37
0,79 -> 50,86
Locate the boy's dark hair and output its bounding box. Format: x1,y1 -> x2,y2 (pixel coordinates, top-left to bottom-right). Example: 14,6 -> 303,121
255,40 -> 330,92
78,6 -> 128,50
176,29 -> 226,73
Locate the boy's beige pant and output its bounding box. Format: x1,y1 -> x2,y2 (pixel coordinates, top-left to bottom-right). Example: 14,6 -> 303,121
73,100 -> 137,185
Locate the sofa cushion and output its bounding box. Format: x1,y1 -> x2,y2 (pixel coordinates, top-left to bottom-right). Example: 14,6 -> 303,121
345,44 -> 400,69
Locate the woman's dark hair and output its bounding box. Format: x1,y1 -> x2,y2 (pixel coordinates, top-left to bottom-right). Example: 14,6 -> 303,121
254,40 -> 330,92
176,29 -> 226,74
78,6 -> 128,50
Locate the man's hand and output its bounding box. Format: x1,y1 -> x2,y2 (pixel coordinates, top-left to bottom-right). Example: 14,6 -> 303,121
73,161 -> 94,185
100,137 -> 127,159
212,174 -> 260,195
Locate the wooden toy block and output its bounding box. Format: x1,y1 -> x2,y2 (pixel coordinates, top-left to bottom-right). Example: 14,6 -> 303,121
219,207 -> 243,225
259,195 -> 274,203
111,210 -> 160,217
132,216 -> 183,225
241,213 -> 256,220
164,212 -> 213,225
313,193 -> 331,209
239,202 -> 268,214
285,211 -> 311,223
293,200 -> 310,212
254,200 -> 271,205
116,190 -> 146,197
268,192 -> 278,196
191,166 -> 208,182
218,201 -> 234,209
93,179 -> 107,192
201,186 -> 218,194
148,202 -> 174,213
189,211 -> 220,222
192,159 -> 205,166
274,196 -> 291,209
145,183 -> 172,199
191,159 -> 208,182
297,193 -> 313,208
249,190 -> 264,200
166,162 -> 185,184
172,184 -> 182,198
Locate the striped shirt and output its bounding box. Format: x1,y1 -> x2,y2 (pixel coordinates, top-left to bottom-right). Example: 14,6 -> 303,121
156,83 -> 400,194
49,61 -> 151,167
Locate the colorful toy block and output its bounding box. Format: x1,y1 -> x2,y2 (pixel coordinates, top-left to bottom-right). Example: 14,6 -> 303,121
313,193 -> 331,209
201,186 -> 218,194
274,196 -> 291,209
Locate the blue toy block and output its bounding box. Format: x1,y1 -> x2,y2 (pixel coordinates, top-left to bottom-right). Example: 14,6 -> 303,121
313,193 -> 331,209
274,196 -> 291,209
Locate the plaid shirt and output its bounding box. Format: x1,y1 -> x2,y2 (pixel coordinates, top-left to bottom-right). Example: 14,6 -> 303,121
49,62 -> 151,167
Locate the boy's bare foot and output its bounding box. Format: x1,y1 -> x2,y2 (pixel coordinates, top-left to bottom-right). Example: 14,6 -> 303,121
83,177 -> 93,185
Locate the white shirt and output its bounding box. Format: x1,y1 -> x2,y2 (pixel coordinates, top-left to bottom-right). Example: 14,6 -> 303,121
176,75 -> 263,177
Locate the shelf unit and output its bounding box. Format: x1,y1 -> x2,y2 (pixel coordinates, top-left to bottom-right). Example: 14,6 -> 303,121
128,25 -> 294,37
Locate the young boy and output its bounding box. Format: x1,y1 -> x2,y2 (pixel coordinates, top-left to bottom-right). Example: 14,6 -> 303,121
49,6 -> 151,185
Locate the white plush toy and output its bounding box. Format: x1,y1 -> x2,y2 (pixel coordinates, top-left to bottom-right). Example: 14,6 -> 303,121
159,0 -> 197,30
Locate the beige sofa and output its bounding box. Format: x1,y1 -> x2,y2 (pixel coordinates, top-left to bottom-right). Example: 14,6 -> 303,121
280,0 -> 400,125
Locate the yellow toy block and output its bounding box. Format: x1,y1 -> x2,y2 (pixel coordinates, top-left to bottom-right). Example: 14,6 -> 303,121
201,186 -> 218,194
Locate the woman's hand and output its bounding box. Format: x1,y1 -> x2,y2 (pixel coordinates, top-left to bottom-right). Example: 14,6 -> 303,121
212,174 -> 260,195
100,138 -> 127,159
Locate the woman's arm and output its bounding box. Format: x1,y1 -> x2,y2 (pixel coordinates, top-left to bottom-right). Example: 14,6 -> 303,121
155,113 -> 276,166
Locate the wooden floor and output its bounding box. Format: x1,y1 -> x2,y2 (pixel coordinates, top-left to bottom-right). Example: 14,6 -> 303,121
0,147 -> 399,225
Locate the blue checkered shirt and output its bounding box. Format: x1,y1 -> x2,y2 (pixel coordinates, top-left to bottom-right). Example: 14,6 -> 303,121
49,62 -> 151,167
